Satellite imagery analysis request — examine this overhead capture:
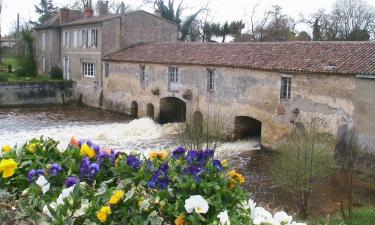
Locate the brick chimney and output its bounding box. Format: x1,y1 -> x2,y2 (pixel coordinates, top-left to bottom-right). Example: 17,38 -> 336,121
84,8 -> 94,18
59,8 -> 70,24
98,1 -> 109,16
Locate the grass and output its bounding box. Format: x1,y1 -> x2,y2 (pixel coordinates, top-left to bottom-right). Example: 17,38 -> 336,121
0,56 -> 68,83
312,208 -> 375,225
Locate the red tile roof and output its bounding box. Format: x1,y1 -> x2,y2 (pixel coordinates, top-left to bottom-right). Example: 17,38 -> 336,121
103,41 -> 375,75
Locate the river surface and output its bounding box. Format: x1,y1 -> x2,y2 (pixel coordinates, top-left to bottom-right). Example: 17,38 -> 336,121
1,105 -> 374,219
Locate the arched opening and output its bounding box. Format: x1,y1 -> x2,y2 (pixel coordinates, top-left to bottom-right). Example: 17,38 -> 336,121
192,111 -> 204,134
147,103 -> 155,119
159,97 -> 186,124
130,101 -> 138,117
234,116 -> 262,140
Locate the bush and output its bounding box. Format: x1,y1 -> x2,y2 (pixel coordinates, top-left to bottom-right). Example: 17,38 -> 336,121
17,31 -> 37,77
50,66 -> 63,79
0,137 -> 304,225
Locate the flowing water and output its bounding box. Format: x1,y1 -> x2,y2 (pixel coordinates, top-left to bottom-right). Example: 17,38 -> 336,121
1,105 -> 374,218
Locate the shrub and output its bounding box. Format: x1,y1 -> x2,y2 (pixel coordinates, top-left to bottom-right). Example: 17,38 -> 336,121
16,31 -> 37,77
50,66 -> 63,79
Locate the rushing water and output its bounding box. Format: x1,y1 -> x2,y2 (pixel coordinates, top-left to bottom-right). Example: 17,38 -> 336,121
2,105 -> 373,218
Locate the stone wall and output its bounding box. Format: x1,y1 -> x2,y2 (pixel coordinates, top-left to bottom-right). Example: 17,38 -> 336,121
0,82 -> 74,105
101,62 -> 355,149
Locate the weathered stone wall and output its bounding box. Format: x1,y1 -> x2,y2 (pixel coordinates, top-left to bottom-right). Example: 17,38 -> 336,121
36,28 -> 61,75
353,77 -> 375,172
122,11 -> 178,48
0,82 -> 74,105
102,62 -> 355,149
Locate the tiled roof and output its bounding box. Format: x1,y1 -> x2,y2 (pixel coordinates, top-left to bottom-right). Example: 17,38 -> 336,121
103,41 -> 375,75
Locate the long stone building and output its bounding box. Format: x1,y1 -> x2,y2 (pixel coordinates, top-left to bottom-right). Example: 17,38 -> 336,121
35,4 -> 375,172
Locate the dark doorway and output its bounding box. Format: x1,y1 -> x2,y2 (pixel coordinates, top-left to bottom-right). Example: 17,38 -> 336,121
130,101 -> 138,117
159,97 -> 186,124
193,111 -> 204,134
234,116 -> 262,140
147,103 -> 155,119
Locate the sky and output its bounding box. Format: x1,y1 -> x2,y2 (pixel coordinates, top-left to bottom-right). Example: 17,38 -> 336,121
2,0 -> 375,36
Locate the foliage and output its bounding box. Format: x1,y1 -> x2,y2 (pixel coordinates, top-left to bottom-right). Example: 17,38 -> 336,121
50,66 -> 63,80
35,0 -> 57,24
270,118 -> 335,219
16,31 -> 37,77
312,207 -> 375,225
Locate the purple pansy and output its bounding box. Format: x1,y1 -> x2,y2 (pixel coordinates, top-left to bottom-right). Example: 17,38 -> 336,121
213,160 -> 223,171
66,176 -> 79,188
172,147 -> 186,159
89,163 -> 100,177
49,163 -> 62,176
147,163 -> 169,189
27,169 -> 45,182
127,155 -> 141,170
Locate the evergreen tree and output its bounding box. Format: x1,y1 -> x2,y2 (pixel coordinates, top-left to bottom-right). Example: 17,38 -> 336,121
35,0 -> 57,23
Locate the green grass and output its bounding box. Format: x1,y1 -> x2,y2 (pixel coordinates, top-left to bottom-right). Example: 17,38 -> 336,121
312,208 -> 375,225
0,57 -> 68,83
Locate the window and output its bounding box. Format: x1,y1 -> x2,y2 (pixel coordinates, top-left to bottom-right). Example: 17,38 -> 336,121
140,65 -> 145,87
207,69 -> 215,91
73,31 -> 78,47
42,33 -> 46,50
42,56 -> 46,72
63,56 -> 70,80
63,31 -> 70,48
83,62 -> 95,77
81,29 -> 87,48
105,63 -> 109,77
89,29 -> 98,47
280,76 -> 292,100
168,67 -> 179,91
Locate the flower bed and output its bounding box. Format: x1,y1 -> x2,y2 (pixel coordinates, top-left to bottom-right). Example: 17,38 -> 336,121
0,137 -> 306,225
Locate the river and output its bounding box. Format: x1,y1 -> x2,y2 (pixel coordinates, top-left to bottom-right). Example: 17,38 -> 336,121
1,105 -> 374,219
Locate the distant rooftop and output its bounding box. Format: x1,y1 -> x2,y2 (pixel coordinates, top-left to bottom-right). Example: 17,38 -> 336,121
103,41 -> 375,76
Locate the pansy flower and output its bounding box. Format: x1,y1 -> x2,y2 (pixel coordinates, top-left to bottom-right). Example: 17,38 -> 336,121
49,163 -> 62,176
172,147 -> 186,159
66,176 -> 79,188
126,155 -> 141,170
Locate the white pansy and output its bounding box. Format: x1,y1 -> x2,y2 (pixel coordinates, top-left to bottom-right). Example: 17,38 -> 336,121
253,207 -> 275,225
36,175 -> 50,194
73,199 -> 90,217
217,210 -> 230,225
274,211 -> 293,225
291,222 -> 307,225
43,202 -> 57,218
56,185 -> 75,205
184,195 -> 209,214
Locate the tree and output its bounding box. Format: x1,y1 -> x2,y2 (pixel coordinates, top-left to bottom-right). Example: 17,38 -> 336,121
270,117 -> 335,219
296,31 -> 312,41
347,29 -> 370,41
35,0 -> 57,23
17,29 -> 37,77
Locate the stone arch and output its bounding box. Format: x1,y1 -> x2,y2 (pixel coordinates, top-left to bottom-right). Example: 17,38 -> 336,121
234,116 -> 262,140
130,101 -> 138,117
192,111 -> 204,134
159,97 -> 186,124
147,103 -> 155,119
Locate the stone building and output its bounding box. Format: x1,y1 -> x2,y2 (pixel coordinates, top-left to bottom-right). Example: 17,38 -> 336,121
102,42 -> 375,172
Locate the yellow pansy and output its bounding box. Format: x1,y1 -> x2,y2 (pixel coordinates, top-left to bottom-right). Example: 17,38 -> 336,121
115,155 -> 124,167
108,190 -> 124,205
221,159 -> 228,167
27,143 -> 37,153
149,150 -> 169,161
80,143 -> 96,159
175,214 -> 185,225
97,206 -> 112,223
228,169 -> 245,189
0,159 -> 18,178
2,145 -> 12,153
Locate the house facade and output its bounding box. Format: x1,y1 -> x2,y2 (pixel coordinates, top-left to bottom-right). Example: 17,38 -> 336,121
102,42 -> 375,172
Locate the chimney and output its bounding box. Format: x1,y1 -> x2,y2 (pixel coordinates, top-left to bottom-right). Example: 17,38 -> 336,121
98,1 -> 109,16
59,8 -> 70,24
84,8 -> 94,18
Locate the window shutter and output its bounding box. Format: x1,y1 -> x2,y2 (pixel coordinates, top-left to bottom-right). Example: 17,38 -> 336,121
67,32 -> 70,48
62,32 -> 65,48
88,29 -> 92,47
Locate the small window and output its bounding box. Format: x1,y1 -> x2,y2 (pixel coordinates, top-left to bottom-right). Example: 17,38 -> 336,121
83,62 -> 95,77
81,30 -> 87,48
207,69 -> 215,91
168,67 -> 179,91
42,56 -> 46,72
280,76 -> 292,100
140,65 -> 145,87
42,33 -> 46,50
90,29 -> 97,47
105,63 -> 109,77
63,31 -> 70,48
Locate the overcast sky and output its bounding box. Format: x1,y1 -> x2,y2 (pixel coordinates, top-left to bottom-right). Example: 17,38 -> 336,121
2,0 -> 375,36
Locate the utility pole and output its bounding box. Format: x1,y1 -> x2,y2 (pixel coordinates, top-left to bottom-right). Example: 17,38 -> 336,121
16,13 -> 19,55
